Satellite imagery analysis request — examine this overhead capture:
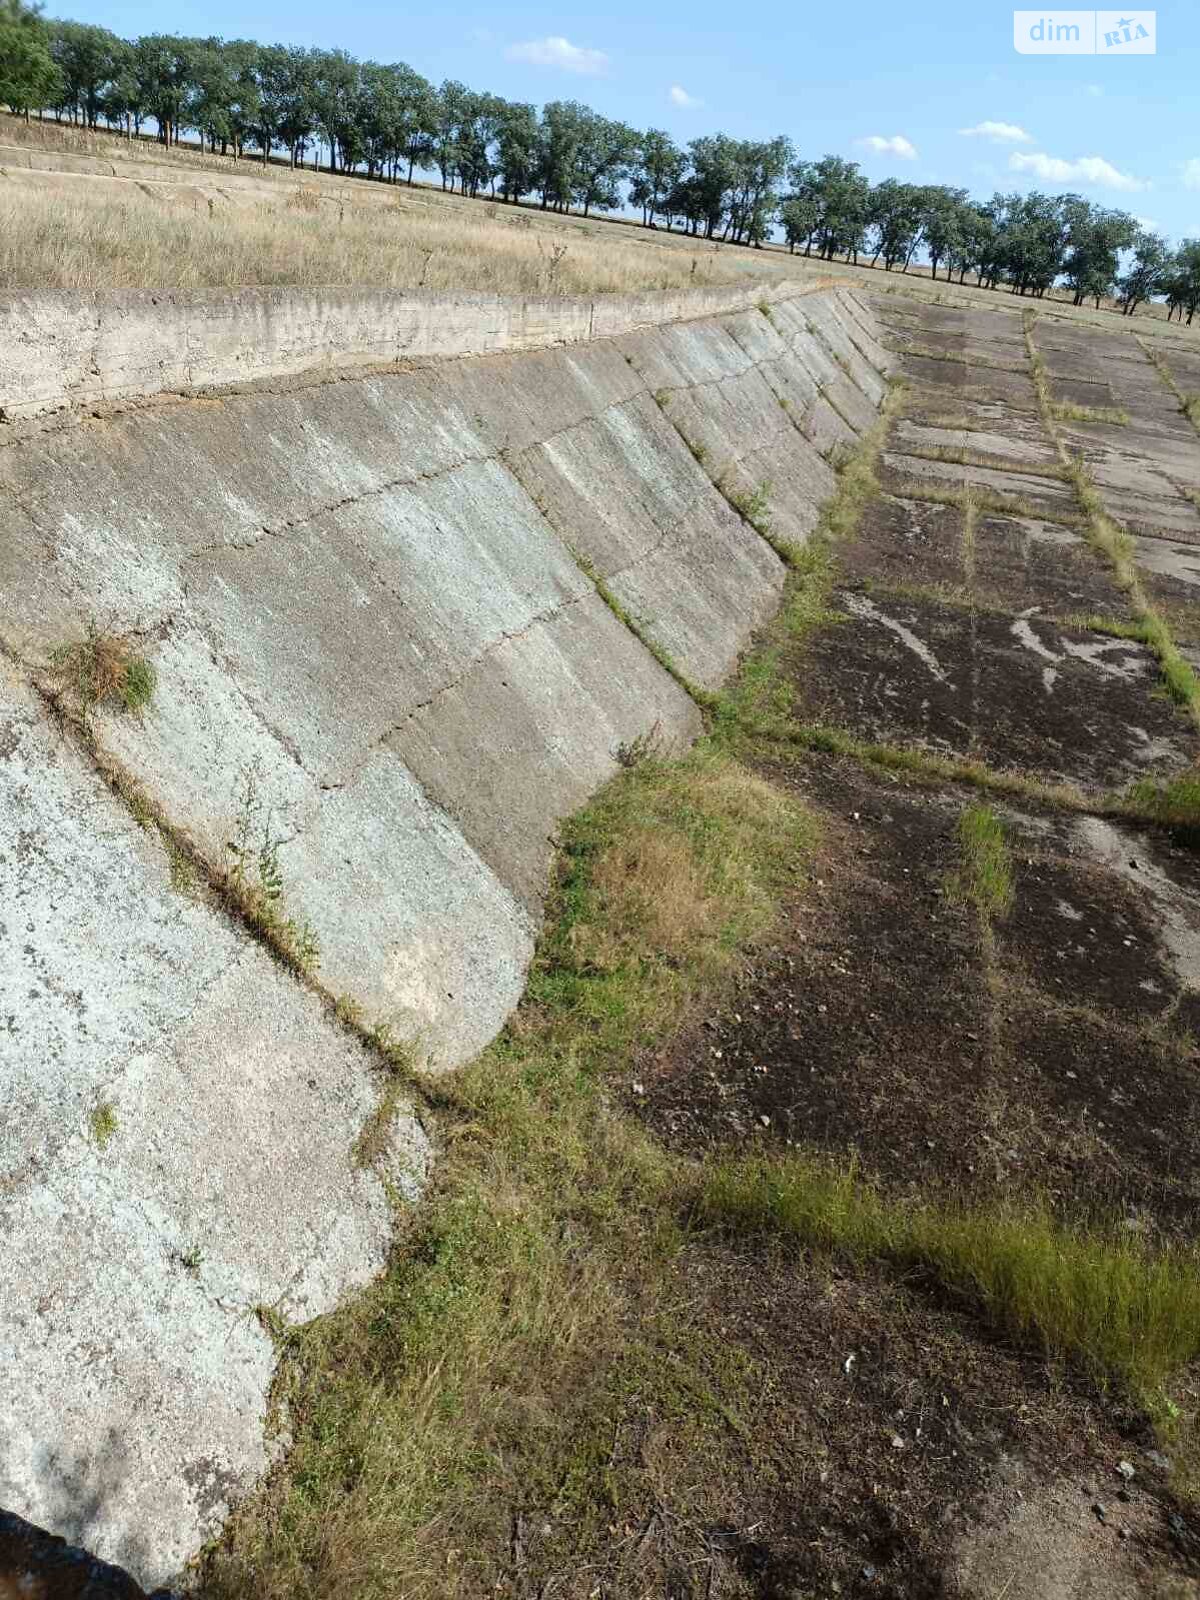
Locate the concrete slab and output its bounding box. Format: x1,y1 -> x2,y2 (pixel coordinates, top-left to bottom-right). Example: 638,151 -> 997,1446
879,450 -> 1076,516
0,666 -> 429,1588
796,593 -> 1189,787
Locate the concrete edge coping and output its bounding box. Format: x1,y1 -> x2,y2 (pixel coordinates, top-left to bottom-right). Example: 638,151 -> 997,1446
0,276 -> 851,424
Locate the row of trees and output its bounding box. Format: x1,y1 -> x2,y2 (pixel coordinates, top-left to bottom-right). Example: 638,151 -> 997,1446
2,7 -> 1198,316
780,166 -> 1190,317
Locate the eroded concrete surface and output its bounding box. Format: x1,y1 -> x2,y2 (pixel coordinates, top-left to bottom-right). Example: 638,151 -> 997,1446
0,288 -> 891,1586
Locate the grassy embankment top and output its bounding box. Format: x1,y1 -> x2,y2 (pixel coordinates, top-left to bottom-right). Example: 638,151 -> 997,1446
0,114 -> 756,295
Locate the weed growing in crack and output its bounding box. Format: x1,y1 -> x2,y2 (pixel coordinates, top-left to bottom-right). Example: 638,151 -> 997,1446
89,1101 -> 118,1149
51,621 -> 156,717
166,837 -> 196,895
727,480 -> 773,538
225,765 -> 320,977
176,1244 -> 205,1275
571,551 -> 715,711
614,720 -> 665,769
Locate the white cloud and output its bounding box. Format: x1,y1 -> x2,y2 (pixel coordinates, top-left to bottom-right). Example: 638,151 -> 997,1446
1086,83 -> 1104,96
857,134 -> 918,161
505,35 -> 609,75
1009,150 -> 1145,192
1182,159 -> 1200,190
669,84 -> 703,109
959,120 -> 1033,144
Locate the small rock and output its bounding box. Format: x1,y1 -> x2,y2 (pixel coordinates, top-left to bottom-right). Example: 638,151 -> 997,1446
759,1114 -> 771,1127
1146,1450 -> 1171,1470
1117,1460 -> 1136,1482
890,1434 -> 905,1450
1093,1503 -> 1107,1525
843,1353 -> 856,1375
631,1081 -> 645,1097
861,1567 -> 877,1583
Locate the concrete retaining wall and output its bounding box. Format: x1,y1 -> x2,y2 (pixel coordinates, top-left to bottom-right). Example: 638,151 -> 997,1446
0,278 -> 841,423
0,284 -> 892,1587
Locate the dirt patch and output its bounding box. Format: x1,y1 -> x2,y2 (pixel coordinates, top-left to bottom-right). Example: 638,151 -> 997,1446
794,590 -> 1187,788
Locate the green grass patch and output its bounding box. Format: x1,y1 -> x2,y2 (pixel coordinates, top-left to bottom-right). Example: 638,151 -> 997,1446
891,478 -> 1068,524
696,1154 -> 1200,1398
1123,772 -> 1200,830
947,803 -> 1014,920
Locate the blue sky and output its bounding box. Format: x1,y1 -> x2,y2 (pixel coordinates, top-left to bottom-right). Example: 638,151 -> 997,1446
49,0 -> 1200,241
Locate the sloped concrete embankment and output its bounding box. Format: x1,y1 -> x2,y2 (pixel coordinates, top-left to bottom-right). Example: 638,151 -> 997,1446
0,284 -> 891,1587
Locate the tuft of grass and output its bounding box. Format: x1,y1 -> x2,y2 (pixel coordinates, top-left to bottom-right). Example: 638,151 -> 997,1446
1049,400 -> 1130,426
89,1101 -> 118,1149
50,621 -> 156,717
1057,612 -> 1151,642
696,1153 -> 1200,1398
947,804 -> 1013,920
726,479 -> 773,538
900,343 -> 1017,374
166,836 -> 196,894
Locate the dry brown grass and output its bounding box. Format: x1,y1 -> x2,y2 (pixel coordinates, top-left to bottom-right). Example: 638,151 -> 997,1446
0,186 -> 742,294
49,622 -> 155,714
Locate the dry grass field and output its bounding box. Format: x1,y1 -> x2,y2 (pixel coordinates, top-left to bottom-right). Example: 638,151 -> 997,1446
6,112 -> 1199,339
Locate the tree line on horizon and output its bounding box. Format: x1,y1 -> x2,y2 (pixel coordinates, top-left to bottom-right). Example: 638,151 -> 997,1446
3,1 -> 1200,320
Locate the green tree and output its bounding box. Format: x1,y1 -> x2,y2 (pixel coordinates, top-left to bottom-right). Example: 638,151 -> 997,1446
921,186 -> 969,281
1118,229 -> 1172,316
133,34 -> 195,147
47,19 -> 124,127
0,0 -> 61,120
571,107 -> 637,216
631,128 -> 684,226
494,97 -> 539,202
1062,204 -> 1136,306
1165,239 -> 1200,325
